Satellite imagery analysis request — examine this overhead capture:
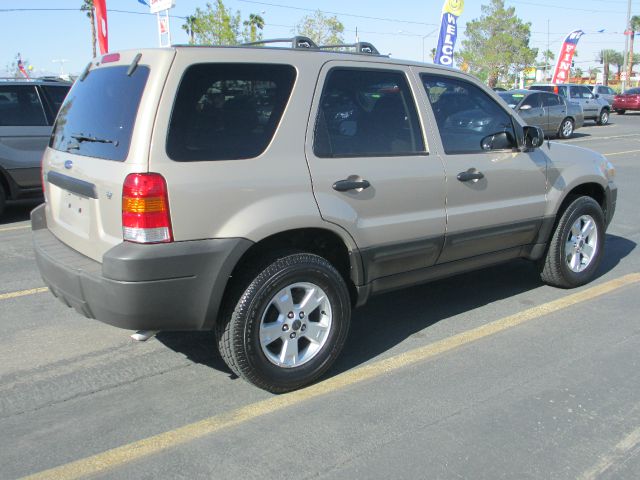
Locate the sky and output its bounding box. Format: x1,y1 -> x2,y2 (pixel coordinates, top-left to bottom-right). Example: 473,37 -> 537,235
0,0 -> 636,77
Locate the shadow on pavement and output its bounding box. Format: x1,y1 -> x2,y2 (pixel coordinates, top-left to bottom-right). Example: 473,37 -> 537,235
156,233 -> 636,384
0,200 -> 41,226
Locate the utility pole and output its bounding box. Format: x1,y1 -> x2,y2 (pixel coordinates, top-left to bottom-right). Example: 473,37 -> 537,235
545,18 -> 550,81
622,0 -> 632,91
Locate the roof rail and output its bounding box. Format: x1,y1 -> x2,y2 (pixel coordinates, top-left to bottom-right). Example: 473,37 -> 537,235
318,42 -> 380,55
242,36 -> 319,50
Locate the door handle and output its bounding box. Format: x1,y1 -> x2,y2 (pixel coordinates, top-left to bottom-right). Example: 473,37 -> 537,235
457,169 -> 485,182
332,178 -> 371,192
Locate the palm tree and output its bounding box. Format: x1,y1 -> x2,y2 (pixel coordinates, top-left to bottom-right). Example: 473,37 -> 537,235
243,14 -> 264,43
597,49 -> 618,86
80,0 -> 97,58
628,15 -> 640,83
182,15 -> 197,45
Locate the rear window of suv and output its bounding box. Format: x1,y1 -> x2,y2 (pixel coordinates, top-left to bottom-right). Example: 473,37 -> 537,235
166,63 -> 296,162
50,65 -> 150,161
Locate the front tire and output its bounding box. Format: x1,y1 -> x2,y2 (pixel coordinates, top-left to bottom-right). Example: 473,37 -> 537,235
596,109 -> 610,125
558,118 -> 574,139
540,196 -> 605,288
616,110 -> 626,115
216,252 -> 351,393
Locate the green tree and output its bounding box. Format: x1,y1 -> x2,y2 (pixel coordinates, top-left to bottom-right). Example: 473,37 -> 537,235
597,49 -> 617,85
185,0 -> 242,45
295,10 -> 344,46
457,0 -> 537,88
587,66 -> 601,82
182,15 -> 197,44
610,51 -> 624,79
80,0 -> 97,58
628,15 -> 640,82
243,13 -> 264,43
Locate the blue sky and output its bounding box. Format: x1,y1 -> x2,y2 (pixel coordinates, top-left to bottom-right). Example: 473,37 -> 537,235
0,0 -> 634,77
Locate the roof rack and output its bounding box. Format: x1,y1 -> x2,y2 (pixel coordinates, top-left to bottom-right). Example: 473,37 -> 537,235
242,36 -> 319,50
318,42 -> 380,55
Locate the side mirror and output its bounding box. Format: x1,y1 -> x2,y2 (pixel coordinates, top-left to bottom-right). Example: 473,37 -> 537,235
519,104 -> 532,111
594,93 -> 600,98
481,131 -> 515,151
523,126 -> 544,150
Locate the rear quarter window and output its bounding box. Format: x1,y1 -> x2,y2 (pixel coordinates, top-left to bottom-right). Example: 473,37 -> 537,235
166,63 -> 296,162
0,85 -> 47,127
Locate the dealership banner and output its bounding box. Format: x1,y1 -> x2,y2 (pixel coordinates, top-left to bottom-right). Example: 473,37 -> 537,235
552,29 -> 585,83
434,0 -> 464,66
94,0 -> 109,54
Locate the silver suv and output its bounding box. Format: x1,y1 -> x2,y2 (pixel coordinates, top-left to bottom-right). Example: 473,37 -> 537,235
528,83 -> 611,125
0,78 -> 70,215
32,39 -> 617,392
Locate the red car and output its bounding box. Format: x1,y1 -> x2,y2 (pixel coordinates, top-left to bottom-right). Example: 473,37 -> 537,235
613,87 -> 640,114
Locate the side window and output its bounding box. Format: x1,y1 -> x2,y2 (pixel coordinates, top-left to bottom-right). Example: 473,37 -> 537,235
541,94 -> 561,107
578,86 -> 593,98
606,87 -> 616,95
521,93 -> 541,109
569,87 -> 582,99
421,74 -> 516,155
0,85 -> 47,127
167,63 -> 296,162
41,85 -> 71,124
557,85 -> 568,97
313,68 -> 425,157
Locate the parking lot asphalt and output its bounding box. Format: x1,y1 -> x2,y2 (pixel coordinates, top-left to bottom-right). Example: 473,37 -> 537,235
1,112 -> 640,480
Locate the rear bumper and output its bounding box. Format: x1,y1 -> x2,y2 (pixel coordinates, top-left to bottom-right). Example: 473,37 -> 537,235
31,204 -> 252,331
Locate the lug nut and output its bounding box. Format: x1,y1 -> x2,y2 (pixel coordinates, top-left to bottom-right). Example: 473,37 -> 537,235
299,311 -> 305,319
290,332 -> 296,339
282,324 -> 289,331
301,324 -> 306,332
287,312 -> 294,319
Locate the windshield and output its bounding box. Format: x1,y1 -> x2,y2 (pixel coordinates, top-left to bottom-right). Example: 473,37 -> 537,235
498,92 -> 526,108
624,87 -> 640,95
50,65 -> 150,161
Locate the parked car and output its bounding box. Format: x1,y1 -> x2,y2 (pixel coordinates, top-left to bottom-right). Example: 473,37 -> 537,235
586,84 -> 617,105
612,87 -> 640,114
498,89 -> 584,138
528,83 -> 611,125
0,78 -> 71,215
33,40 -> 617,392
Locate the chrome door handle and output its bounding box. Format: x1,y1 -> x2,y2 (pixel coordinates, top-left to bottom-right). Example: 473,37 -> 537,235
457,170 -> 485,182
332,179 -> 371,191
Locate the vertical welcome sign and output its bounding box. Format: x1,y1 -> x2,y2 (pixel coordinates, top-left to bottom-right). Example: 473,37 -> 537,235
434,0 -> 464,66
552,30 -> 584,83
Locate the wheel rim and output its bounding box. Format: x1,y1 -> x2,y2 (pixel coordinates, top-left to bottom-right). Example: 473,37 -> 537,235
562,120 -> 573,137
259,282 -> 332,368
564,214 -> 599,273
601,111 -> 609,124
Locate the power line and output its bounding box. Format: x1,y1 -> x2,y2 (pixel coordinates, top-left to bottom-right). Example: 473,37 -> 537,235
0,8 -> 187,20
505,0 -> 626,14
237,0 -> 440,27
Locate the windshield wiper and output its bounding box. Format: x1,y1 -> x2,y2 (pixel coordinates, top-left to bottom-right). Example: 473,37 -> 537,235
70,133 -> 119,146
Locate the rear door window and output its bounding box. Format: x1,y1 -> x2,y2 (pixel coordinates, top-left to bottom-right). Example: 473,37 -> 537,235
166,63 -> 296,162
50,65 -> 150,161
541,93 -> 561,106
0,85 -> 47,126
40,85 -> 71,124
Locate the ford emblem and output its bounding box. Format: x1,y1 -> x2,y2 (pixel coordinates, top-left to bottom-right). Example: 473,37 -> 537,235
64,160 -> 73,169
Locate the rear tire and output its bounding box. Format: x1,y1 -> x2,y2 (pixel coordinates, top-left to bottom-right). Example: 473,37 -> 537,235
616,110 -> 626,115
216,252 -> 351,393
596,109 -> 610,125
540,196 -> 605,289
0,184 -> 6,216
558,118 -> 574,139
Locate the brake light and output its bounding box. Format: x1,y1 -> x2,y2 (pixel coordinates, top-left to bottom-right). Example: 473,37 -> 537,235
102,53 -> 120,64
122,173 -> 173,243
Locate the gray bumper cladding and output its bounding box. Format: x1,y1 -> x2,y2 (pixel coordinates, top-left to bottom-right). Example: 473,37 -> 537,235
31,204 -> 252,331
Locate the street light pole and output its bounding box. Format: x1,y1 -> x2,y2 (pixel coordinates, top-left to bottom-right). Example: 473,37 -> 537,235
622,0 -> 632,91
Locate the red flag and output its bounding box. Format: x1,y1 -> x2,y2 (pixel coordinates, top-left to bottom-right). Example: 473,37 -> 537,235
94,0 -> 109,54
552,30 -> 584,84
17,56 -> 29,79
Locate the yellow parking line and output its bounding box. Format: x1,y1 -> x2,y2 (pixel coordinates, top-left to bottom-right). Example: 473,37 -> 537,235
0,225 -> 30,233
578,425 -> 640,480
604,149 -> 640,156
0,287 -> 48,301
21,272 -> 640,480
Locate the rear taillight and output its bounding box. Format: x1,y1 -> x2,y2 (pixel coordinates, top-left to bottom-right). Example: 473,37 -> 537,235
122,173 -> 173,243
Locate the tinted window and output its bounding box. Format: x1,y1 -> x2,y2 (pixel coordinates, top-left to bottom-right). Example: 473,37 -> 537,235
314,68 -> 425,157
557,85 -> 568,97
521,93 -> 541,109
41,85 -> 71,123
624,87 -> 640,95
606,87 -> 616,95
50,66 -> 149,161
167,63 -> 296,162
569,87 -> 582,99
498,92 -> 527,107
0,85 -> 47,126
530,85 -> 554,93
541,93 -> 561,106
422,74 -> 516,155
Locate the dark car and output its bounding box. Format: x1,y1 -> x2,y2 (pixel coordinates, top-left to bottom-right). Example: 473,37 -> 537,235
0,78 -> 71,215
498,89 -> 584,138
528,83 -> 610,125
612,87 -> 640,114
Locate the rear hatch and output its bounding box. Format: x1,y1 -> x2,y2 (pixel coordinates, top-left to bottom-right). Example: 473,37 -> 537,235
42,49 -> 175,262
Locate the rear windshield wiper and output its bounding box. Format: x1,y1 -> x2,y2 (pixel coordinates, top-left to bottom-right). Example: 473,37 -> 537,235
70,133 -> 119,146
